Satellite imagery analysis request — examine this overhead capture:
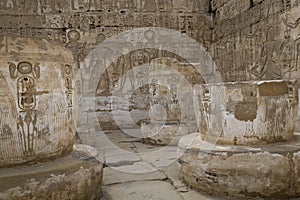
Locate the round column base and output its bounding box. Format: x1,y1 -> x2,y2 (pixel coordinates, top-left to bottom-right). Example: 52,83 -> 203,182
0,144 -> 103,200
178,133 -> 300,199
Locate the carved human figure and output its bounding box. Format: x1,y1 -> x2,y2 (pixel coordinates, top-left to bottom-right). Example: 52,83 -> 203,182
119,48 -> 136,93
96,47 -> 112,96
65,30 -> 86,69
282,14 -> 300,72
260,27 -> 282,79
279,29 -> 295,77
145,29 -> 160,61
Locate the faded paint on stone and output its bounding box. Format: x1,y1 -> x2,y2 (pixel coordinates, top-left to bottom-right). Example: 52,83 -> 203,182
0,36 -> 76,167
194,80 -> 299,145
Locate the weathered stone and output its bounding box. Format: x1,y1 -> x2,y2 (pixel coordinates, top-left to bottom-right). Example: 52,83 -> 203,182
293,151 -> 300,194
141,121 -> 191,146
194,80 -> 298,145
0,144 -> 103,200
139,146 -> 178,168
103,167 -> 166,185
215,0 -> 251,24
253,0 -> 264,5
211,0 -> 227,11
104,148 -> 141,167
0,36 -> 75,167
1,0 -> 300,199
102,181 -> 183,200
178,133 -> 300,199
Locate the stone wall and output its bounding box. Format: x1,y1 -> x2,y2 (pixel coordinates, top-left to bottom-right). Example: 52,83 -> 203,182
209,0 -> 300,127
3,0 -> 299,131
210,0 -> 300,82
0,0 -> 212,49
0,0 -> 212,130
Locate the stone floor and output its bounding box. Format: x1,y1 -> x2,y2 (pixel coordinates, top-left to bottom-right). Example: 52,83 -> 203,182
77,129 -> 227,200
77,129 -> 300,200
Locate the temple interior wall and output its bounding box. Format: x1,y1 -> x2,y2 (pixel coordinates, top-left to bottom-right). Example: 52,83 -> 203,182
1,0 -> 300,130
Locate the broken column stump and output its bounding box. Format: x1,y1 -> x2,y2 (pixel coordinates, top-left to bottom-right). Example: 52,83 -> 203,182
0,36 -> 103,200
179,80 -> 300,199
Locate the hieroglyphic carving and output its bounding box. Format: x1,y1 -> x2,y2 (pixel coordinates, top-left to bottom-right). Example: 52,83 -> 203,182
283,13 -> 300,29
292,0 -> 300,7
167,76 -> 180,121
143,0 -> 157,11
65,30 -> 86,69
179,15 -> 194,35
62,64 -> 74,118
281,13 -> 300,73
260,0 -> 283,20
157,0 -> 173,10
295,37 -> 300,72
212,1 -> 300,82
215,0 -> 251,24
9,61 -> 48,157
40,0 -> 65,13
279,28 -> 295,77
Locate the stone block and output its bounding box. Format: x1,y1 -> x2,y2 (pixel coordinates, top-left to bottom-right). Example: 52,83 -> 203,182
193,80 -> 298,145
178,133 -> 300,198
141,121 -> 190,146
293,151 -> 300,194
0,144 -> 103,200
0,36 -> 75,167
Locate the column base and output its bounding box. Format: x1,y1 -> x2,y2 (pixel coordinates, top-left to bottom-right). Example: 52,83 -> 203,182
0,144 -> 103,200
178,133 -> 300,199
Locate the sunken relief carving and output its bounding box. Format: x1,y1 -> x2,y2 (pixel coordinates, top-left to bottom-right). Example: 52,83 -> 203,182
0,36 -> 75,167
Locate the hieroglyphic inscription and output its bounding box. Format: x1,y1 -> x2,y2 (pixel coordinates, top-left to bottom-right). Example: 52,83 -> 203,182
9,61 -> 48,157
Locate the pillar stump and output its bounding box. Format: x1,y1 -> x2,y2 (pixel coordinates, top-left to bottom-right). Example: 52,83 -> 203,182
0,36 -> 103,200
179,80 -> 300,199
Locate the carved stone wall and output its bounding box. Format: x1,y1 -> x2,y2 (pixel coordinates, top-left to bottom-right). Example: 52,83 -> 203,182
210,0 -> 300,126
210,0 -> 300,82
0,0 -> 212,130
5,1 -> 300,131
0,0 -> 212,49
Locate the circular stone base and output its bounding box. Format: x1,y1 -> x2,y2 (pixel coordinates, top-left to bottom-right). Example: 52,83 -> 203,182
0,144 -> 103,200
141,121 -> 195,146
178,133 -> 300,199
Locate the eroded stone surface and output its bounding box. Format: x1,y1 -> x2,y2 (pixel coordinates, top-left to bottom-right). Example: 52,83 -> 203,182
99,129 -> 227,200
0,36 -> 75,167
178,133 -> 300,199
141,121 -> 196,146
0,144 -> 103,200
194,80 -> 299,146
102,181 -> 183,200
293,151 -> 300,194
103,167 -> 166,185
